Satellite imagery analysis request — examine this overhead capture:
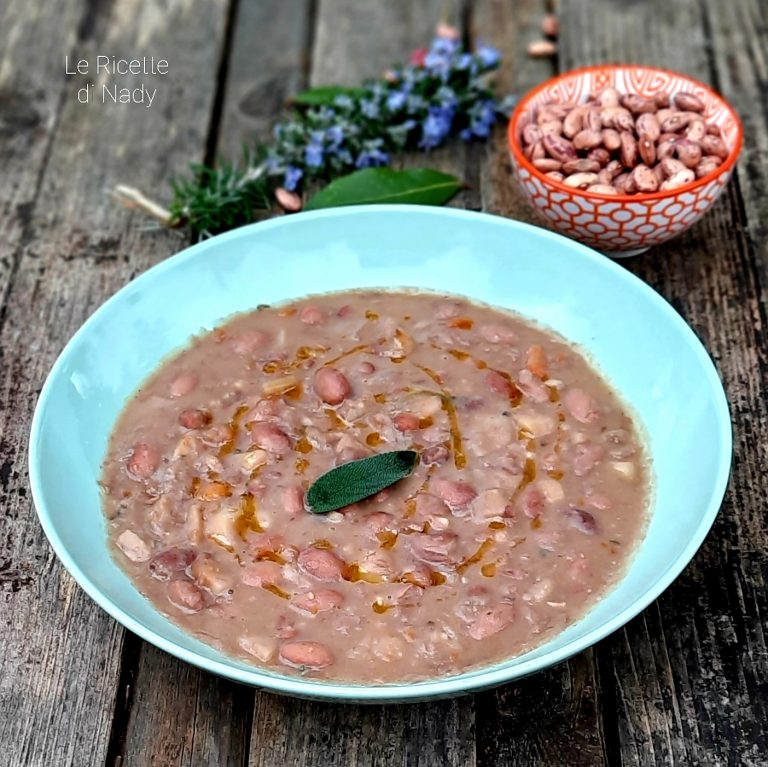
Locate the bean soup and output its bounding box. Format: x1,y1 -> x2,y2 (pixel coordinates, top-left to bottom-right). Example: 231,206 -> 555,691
101,290 -> 649,682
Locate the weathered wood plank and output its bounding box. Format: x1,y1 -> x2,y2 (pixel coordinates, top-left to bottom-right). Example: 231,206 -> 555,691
0,1 -> 229,765
559,1 -> 768,765
0,0 -> 84,303
475,0 -> 556,224
247,4 -> 475,765
215,0 -> 313,156
310,0 -> 448,87
471,2 -> 609,765
120,646 -> 252,767
701,0 -> 768,288
249,695 -> 475,767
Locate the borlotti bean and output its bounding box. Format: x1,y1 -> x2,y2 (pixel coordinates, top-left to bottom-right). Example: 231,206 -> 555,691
103,291 -> 649,682
519,88 -> 727,193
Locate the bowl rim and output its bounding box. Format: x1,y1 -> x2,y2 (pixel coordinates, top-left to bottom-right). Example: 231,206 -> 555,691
28,205 -> 733,701
508,63 -> 744,203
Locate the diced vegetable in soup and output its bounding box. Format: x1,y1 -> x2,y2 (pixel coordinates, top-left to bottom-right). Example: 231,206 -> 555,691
101,290 -> 649,682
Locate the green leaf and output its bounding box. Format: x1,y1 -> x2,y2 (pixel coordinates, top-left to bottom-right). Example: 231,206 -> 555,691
305,168 -> 463,210
291,85 -> 365,106
306,450 -> 419,514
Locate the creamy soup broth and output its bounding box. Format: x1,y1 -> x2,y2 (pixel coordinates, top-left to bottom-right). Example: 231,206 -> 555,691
101,290 -> 649,682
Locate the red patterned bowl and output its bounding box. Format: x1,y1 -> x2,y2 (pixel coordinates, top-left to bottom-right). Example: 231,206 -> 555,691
508,65 -> 743,256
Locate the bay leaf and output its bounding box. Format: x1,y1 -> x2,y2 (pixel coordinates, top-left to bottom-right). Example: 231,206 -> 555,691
305,168 -> 462,210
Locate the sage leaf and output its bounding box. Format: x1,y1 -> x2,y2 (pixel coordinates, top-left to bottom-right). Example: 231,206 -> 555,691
306,450 -> 419,514
291,85 -> 365,106
305,168 -> 462,210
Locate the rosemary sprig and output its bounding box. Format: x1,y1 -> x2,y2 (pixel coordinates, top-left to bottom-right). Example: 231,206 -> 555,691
169,154 -> 271,236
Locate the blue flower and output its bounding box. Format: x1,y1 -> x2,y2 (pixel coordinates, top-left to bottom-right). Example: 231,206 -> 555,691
467,99 -> 497,138
423,35 -> 461,77
456,53 -> 476,71
283,166 -> 303,191
406,93 -> 428,112
387,90 -> 407,111
356,147 -> 390,168
325,124 -> 345,150
459,127 -> 473,141
419,106 -> 454,149
308,107 -> 337,125
305,141 -> 324,169
477,45 -> 500,69
335,148 -> 353,166
424,50 -> 451,76
333,95 -> 354,109
469,120 -> 491,138
388,118 -> 417,148
400,66 -> 426,87
265,153 -> 283,172
361,98 -> 381,119
369,82 -> 387,99
430,36 -> 460,57
436,85 -> 458,110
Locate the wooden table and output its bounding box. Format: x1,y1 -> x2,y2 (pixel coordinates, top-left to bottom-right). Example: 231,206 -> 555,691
2,1 -> 766,764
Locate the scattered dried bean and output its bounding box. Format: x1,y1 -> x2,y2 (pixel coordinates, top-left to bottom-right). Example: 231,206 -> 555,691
564,172 -> 599,188
635,113 -> 660,142
532,158 -> 562,172
562,158 -> 601,174
541,13 -> 559,37
700,134 -> 728,159
620,93 -> 656,114
573,129 -> 603,150
638,134 -> 656,166
674,91 -> 705,112
631,164 -> 659,193
542,133 -> 577,163
602,128 -> 621,151
659,168 -> 695,190
620,132 -> 637,168
527,40 -> 557,58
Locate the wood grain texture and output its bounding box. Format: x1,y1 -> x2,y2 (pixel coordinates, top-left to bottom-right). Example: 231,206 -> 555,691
215,0 -> 313,156
701,0 -> 768,290
120,645 -> 252,766
310,0 -> 448,87
250,695 -> 475,767
471,2 -> 609,765
559,1 -> 768,765
0,0 -> 84,304
474,0 -> 556,225
0,1 -> 229,765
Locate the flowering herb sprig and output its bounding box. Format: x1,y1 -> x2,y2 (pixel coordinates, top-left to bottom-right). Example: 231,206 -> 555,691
116,33 -> 501,237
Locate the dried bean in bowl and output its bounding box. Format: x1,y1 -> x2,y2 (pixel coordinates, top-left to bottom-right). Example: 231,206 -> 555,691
518,85 -> 729,195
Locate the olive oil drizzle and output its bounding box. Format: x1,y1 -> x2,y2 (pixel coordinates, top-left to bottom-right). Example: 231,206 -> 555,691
414,364 -> 467,470
262,583 -> 290,600
323,343 -> 369,367
218,404 -> 250,458
456,537 -> 494,574
234,492 -> 262,538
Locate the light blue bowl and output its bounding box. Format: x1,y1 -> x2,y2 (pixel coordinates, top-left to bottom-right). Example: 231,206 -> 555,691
29,205 -> 731,702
